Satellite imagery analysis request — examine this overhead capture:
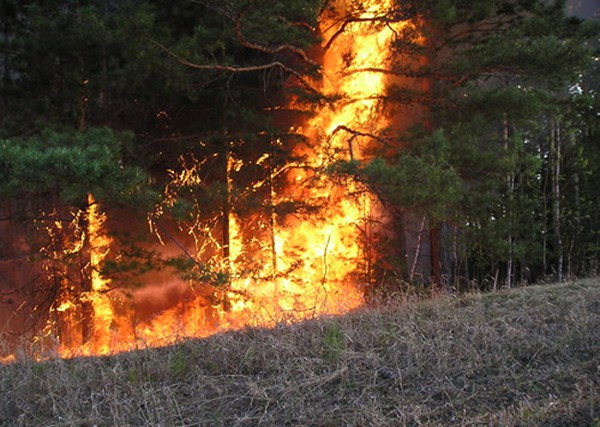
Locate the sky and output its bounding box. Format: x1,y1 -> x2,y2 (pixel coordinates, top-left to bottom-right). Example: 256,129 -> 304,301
567,0 -> 600,18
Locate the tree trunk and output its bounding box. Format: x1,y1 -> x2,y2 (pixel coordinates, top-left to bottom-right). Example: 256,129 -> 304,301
267,141 -> 278,276
223,148 -> 232,273
409,213 -> 427,283
542,158 -> 550,275
503,115 -> 514,288
430,224 -> 441,287
567,172 -> 580,279
1,23 -> 10,113
78,200 -> 94,346
551,116 -> 564,282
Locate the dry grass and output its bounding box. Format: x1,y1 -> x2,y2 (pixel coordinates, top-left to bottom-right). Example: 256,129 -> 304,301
1,279 -> 599,426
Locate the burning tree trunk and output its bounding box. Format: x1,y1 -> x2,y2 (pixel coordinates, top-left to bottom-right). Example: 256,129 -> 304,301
77,206 -> 94,347
84,195 -> 115,355
267,140 -> 279,276
45,196 -> 116,357
222,148 -> 232,274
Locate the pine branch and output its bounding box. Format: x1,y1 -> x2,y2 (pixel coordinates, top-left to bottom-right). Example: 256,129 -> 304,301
323,7 -> 416,51
328,125 -> 390,148
150,40 -> 320,94
234,10 -> 319,69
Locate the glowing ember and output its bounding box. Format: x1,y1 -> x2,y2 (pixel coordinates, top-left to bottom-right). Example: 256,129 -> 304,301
2,0 -> 407,360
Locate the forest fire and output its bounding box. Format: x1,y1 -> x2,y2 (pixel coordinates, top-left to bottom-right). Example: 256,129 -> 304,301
2,0 -> 405,361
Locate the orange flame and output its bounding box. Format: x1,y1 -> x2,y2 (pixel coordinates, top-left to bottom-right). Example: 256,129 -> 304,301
80,195 -> 115,355
315,0 -> 403,151
3,0 -> 409,361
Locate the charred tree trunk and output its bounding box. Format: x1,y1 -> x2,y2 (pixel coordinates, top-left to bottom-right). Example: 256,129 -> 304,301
1,23 -> 10,114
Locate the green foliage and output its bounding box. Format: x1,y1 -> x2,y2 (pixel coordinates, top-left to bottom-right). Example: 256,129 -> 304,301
399,0 -> 600,285
0,0 -> 320,154
332,130 -> 460,221
0,128 -> 152,206
169,348 -> 190,378
164,256 -> 230,287
321,323 -> 345,363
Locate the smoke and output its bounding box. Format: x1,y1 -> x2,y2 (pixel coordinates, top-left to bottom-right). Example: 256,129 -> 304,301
132,281 -> 205,322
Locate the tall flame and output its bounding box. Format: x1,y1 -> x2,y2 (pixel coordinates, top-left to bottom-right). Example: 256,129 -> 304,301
81,194 -> 115,355
4,0 -> 407,360
315,0 -> 401,152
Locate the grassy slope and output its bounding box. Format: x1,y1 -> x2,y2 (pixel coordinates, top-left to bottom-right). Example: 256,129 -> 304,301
1,279 -> 599,427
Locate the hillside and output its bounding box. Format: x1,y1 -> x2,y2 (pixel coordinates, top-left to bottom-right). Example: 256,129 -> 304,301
1,279 -> 599,426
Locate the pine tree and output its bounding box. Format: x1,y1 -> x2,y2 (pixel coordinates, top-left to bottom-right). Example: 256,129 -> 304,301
415,0 -> 599,286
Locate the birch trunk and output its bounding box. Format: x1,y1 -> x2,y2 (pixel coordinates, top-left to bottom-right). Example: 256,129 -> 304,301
503,115 -> 514,288
551,116 -> 564,282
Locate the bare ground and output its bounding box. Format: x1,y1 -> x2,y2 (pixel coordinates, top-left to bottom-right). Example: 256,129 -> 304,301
1,279 -> 599,426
